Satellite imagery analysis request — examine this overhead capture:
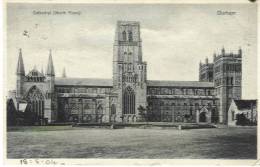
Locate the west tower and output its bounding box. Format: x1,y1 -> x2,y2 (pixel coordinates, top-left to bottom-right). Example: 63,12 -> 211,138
113,21 -> 147,122
213,47 -> 242,124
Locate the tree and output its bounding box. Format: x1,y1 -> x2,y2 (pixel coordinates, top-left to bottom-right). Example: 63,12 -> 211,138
145,105 -> 153,122
138,105 -> 147,122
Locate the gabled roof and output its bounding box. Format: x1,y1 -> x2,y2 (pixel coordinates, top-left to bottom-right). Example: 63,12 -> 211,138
147,80 -> 214,88
55,77 -> 113,87
26,68 -> 45,78
234,100 -> 257,110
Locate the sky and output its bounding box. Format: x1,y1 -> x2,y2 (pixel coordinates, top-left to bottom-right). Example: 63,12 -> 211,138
6,3 -> 257,99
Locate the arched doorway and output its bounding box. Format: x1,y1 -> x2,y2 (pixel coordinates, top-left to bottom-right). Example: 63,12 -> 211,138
199,112 -> 206,122
123,87 -> 135,114
197,107 -> 211,123
25,85 -> 45,125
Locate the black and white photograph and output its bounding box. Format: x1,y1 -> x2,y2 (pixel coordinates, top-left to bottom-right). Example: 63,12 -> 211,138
3,0 -> 258,165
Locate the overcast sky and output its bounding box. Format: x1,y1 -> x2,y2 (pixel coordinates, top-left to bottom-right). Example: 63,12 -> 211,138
6,3 -> 257,99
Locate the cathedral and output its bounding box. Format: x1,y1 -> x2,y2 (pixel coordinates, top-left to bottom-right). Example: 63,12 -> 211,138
8,21 -> 242,125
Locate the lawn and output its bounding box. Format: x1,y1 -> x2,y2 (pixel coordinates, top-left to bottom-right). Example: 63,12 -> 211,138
7,126 -> 256,159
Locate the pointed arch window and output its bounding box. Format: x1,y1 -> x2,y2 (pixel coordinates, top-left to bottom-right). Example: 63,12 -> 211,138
122,31 -> 126,41
111,104 -> 116,115
25,86 -> 45,123
97,105 -> 103,115
123,87 -> 135,114
128,31 -> 133,42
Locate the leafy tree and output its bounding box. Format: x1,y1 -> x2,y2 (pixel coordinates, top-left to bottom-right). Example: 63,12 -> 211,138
138,105 -> 147,122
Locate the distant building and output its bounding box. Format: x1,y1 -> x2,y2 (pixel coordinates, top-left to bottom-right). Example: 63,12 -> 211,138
7,21 -> 243,125
199,57 -> 214,82
228,99 -> 257,126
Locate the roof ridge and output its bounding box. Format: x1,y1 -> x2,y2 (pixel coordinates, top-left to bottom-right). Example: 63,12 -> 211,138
56,77 -> 112,80
148,80 -> 210,82
234,99 -> 257,101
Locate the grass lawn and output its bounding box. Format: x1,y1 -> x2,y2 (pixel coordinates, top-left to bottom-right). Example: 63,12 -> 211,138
7,126 -> 256,159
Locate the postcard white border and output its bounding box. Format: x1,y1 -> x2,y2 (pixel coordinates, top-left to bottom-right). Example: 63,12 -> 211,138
1,0 -> 259,166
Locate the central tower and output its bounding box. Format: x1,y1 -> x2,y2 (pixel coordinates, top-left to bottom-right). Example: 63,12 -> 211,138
113,21 -> 147,122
